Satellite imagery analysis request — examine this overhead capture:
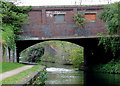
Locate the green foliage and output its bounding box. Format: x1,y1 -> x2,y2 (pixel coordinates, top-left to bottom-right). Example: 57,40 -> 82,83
73,14 -> 86,28
98,2 -> 120,55
1,1 -> 32,36
41,53 -> 55,63
34,68 -> 47,85
1,1 -> 32,26
1,24 -> 15,50
99,3 -> 119,34
69,47 -> 84,68
0,62 -> 25,73
20,44 -> 44,62
40,41 -> 80,64
40,41 -> 84,67
1,1 -> 32,50
26,46 -> 44,62
99,35 -> 120,55
93,59 -> 120,73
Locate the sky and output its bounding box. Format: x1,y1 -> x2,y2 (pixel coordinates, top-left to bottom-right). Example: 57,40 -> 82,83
9,0 -> 120,6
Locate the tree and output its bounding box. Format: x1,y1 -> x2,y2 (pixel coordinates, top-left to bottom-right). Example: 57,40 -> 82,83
1,1 -> 32,50
99,2 -> 120,56
1,24 -> 15,50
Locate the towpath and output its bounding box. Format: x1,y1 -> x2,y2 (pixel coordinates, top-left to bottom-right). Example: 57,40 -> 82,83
0,65 -> 34,81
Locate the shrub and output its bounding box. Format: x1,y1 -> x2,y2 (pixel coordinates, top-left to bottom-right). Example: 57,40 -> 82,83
69,47 -> 84,68
93,59 -> 120,73
27,46 -> 44,62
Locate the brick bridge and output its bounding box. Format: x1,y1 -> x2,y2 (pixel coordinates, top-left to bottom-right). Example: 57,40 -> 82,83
16,5 -> 113,66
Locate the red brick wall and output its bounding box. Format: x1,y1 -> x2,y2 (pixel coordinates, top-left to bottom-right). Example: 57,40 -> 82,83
21,6 -> 106,39
28,11 -> 42,24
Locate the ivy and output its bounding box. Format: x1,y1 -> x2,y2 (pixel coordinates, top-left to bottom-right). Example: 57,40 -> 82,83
73,14 -> 86,28
98,2 -> 120,56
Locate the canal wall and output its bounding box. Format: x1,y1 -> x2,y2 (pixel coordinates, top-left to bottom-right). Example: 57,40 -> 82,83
16,66 -> 47,85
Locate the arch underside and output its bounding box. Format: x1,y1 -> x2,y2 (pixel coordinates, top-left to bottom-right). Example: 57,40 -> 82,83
16,38 -> 113,67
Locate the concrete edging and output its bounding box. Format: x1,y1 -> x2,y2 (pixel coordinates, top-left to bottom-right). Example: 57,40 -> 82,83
15,66 -> 46,85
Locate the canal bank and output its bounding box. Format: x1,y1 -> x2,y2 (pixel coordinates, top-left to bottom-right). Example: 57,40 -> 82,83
16,66 -> 47,85
1,64 -> 47,85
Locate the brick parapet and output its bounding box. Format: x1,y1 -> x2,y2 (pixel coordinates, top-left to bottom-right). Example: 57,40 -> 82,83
22,5 -> 106,39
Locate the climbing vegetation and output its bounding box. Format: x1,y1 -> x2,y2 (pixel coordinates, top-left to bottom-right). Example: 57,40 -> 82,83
73,14 -> 86,28
95,2 -> 120,74
98,2 -> 120,56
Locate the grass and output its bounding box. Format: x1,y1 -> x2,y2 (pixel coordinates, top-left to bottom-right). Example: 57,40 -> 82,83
0,65 -> 43,84
0,62 -> 25,73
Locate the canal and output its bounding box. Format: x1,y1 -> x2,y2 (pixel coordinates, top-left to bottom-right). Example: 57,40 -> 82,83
42,62 -> 120,86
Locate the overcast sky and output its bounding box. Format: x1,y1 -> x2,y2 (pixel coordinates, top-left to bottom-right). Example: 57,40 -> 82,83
9,0 -> 120,6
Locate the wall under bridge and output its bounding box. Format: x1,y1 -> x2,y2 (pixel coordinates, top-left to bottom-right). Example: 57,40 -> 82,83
16,38 -> 113,67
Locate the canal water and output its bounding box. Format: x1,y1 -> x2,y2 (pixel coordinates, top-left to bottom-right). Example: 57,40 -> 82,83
42,62 -> 120,86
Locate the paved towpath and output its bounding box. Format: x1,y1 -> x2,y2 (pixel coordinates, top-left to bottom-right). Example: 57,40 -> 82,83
0,65 -> 34,81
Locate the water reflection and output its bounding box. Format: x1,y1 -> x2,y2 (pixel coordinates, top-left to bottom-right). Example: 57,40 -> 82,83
42,62 -> 120,86
46,67 -> 74,73
46,67 -> 84,84
84,72 -> 120,86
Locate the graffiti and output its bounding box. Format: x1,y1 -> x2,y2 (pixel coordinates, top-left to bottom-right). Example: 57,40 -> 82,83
46,11 -> 53,17
44,27 -> 53,37
75,28 -> 91,37
46,11 -> 66,18
53,11 -> 66,14
74,34 -> 78,37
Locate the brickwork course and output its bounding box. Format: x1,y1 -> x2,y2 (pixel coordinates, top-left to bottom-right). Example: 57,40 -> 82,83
21,5 -> 106,39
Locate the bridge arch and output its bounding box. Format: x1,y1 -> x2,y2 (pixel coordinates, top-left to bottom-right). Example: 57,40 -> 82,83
16,38 -> 113,67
